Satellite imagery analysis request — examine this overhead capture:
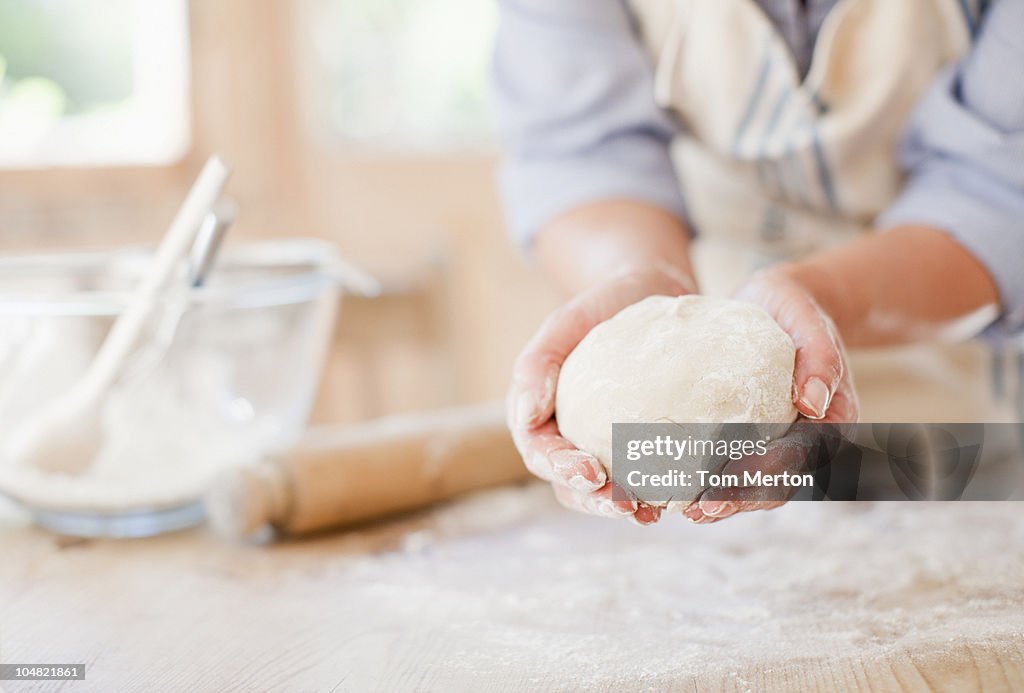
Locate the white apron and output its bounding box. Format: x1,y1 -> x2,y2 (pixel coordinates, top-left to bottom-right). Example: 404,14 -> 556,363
629,0 -> 1017,424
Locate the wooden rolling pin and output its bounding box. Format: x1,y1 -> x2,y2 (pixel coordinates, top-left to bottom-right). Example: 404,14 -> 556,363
205,403 -> 529,540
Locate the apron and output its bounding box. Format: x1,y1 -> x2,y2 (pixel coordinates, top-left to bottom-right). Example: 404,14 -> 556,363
629,0 -> 1018,425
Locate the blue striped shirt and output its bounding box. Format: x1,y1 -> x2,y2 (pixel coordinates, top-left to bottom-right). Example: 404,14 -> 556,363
493,0 -> 1024,335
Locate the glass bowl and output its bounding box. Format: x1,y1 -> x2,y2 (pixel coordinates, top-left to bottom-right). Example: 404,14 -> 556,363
0,239 -> 344,537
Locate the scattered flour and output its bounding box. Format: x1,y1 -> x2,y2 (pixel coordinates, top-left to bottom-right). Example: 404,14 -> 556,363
310,484 -> 1024,687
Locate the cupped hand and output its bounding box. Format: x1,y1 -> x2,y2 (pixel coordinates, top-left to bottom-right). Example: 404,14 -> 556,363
507,264 -> 697,525
683,267 -> 860,524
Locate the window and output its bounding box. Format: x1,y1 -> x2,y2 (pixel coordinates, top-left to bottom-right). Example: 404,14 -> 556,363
306,0 -> 497,152
0,0 -> 190,168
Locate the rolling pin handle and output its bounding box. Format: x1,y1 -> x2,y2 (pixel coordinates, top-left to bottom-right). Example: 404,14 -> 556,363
206,459 -> 291,540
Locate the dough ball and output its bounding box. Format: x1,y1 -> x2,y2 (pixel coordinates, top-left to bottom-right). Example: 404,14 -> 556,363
555,295 -> 798,500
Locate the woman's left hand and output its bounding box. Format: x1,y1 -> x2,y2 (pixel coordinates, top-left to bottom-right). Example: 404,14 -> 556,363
683,267 -> 860,524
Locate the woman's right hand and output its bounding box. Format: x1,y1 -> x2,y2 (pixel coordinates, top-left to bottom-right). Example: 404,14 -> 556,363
506,264 -> 697,525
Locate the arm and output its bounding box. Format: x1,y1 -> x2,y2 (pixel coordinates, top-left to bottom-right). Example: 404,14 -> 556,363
495,0 -> 697,523
493,0 -> 687,248
742,0 -> 1023,421
688,226 -> 999,524
534,200 -> 695,296
868,0 -> 1024,341
688,2 -> 1024,524
781,226 -> 1000,347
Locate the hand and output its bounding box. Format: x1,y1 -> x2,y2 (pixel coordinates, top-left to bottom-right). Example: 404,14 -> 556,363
683,267 -> 860,524
507,264 -> 697,525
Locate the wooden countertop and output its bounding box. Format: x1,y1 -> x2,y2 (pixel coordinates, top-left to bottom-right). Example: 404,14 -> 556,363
1,487 -> 1022,692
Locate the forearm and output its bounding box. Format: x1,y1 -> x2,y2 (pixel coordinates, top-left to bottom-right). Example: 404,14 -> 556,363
781,225 -> 1001,347
533,200 -> 696,296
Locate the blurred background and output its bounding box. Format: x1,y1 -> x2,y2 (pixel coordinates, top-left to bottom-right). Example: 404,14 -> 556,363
0,0 -> 561,423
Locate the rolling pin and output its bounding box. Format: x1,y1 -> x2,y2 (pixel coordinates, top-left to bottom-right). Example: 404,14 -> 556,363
205,402 -> 530,540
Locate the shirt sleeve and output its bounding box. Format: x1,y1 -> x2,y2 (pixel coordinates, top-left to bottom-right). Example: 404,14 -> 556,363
877,0 -> 1024,338
492,0 -> 687,246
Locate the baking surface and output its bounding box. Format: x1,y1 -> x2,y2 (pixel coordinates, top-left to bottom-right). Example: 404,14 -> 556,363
1,486 -> 1022,692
